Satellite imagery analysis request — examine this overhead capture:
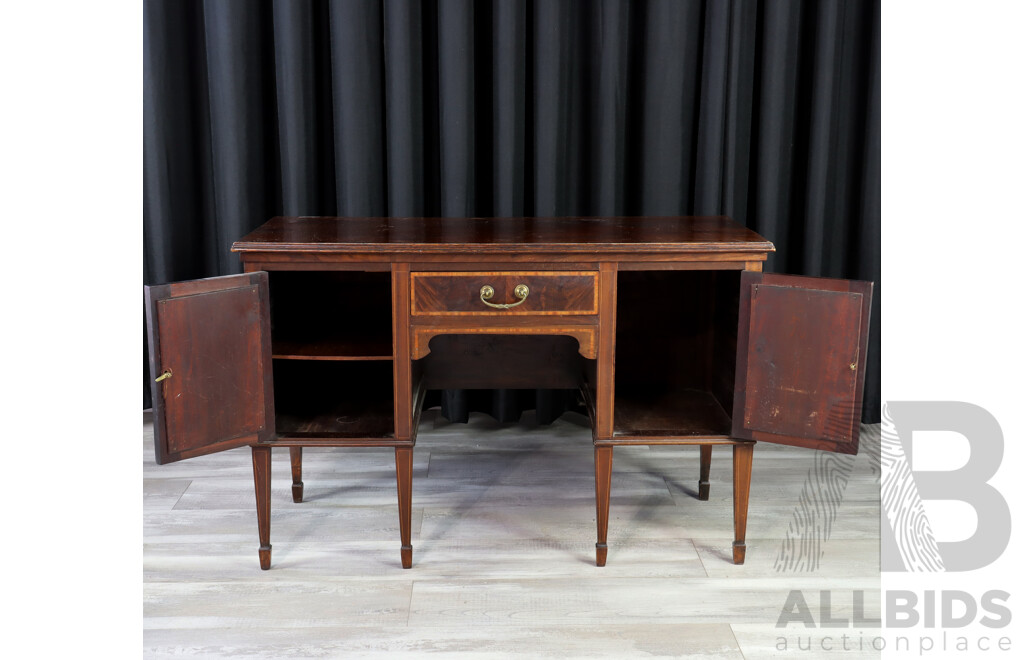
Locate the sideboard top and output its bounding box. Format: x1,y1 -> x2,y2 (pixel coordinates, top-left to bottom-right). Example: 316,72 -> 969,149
232,216 -> 775,255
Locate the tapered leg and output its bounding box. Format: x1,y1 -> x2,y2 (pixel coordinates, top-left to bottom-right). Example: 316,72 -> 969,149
252,446 -> 272,570
289,447 -> 304,503
594,445 -> 614,567
395,447 -> 413,569
732,442 -> 754,564
698,445 -> 712,500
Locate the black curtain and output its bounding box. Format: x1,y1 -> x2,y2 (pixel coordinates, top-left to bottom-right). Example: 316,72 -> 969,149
144,0 -> 880,423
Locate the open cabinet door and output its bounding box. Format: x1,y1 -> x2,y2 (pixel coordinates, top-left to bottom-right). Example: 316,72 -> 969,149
732,272 -> 873,454
145,272 -> 275,464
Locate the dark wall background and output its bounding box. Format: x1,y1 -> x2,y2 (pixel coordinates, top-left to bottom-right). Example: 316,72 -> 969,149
144,0 -> 880,423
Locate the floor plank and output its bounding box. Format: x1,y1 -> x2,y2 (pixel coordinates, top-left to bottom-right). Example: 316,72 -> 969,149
143,410 -> 881,658
144,623 -> 745,659
407,577 -> 880,626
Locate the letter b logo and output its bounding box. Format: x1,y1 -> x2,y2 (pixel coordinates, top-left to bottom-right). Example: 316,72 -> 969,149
882,402 -> 1010,572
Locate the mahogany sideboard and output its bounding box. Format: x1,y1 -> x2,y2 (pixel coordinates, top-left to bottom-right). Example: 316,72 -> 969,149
144,216 -> 873,570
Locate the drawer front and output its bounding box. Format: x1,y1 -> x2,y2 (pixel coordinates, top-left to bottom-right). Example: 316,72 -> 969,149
411,271 -> 599,316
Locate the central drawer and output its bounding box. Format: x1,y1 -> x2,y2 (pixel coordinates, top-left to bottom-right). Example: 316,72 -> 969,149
410,271 -> 599,316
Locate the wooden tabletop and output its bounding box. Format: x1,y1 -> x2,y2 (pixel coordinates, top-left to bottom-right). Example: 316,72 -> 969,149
232,216 -> 775,255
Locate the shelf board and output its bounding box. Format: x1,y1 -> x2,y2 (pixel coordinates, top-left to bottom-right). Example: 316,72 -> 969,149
275,394 -> 395,438
272,337 -> 394,361
613,387 -> 731,438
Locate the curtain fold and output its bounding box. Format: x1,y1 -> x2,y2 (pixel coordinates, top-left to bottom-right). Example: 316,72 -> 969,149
144,0 -> 881,423
272,0 -> 323,215
383,0 -> 426,216
329,0 -> 388,216
491,0 -> 526,217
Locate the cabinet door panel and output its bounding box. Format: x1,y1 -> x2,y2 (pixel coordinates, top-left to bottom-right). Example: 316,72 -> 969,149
732,272 -> 873,454
145,273 -> 274,464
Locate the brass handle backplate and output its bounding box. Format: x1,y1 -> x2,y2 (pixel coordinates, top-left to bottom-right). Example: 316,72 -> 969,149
479,284 -> 530,310
155,369 -> 173,383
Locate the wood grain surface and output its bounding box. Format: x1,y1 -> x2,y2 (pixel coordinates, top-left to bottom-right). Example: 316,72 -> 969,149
411,271 -> 598,315
232,215 -> 775,255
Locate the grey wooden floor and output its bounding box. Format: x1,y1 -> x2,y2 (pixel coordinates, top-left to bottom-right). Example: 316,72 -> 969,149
144,410 -> 881,659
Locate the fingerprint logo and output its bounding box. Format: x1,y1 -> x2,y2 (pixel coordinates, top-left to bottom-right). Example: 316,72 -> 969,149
773,400 -> 871,572
773,452 -> 855,571
776,401 -> 1008,573
880,404 -> 945,572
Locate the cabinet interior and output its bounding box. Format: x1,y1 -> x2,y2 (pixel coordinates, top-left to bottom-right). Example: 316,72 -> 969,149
268,271 -> 395,438
263,269 -> 743,439
269,271 -> 393,359
614,270 -> 740,437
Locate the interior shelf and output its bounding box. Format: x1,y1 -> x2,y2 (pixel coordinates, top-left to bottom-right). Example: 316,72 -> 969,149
273,360 -> 394,439
275,395 -> 395,437
613,387 -> 731,438
272,336 -> 393,361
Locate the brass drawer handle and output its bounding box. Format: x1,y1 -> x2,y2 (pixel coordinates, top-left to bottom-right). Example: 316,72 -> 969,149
479,284 -> 530,309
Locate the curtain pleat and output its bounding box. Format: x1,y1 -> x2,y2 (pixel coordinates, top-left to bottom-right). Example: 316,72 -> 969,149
591,0 -> 631,215
721,0 -> 759,225
693,0 -> 732,214
144,0 -> 217,283
144,0 -> 881,423
491,0 -> 526,217
203,0 -> 279,273
329,0 -> 387,215
638,0 -> 703,215
383,0 -> 425,216
437,0 -> 477,217
271,0 -> 322,215
533,0 -> 582,216
753,0 -> 802,272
